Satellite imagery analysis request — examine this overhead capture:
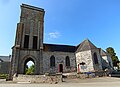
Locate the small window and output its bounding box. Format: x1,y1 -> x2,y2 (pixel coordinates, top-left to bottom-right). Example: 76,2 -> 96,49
66,56 -> 70,67
24,35 -> 29,48
93,53 -> 98,64
33,36 -> 38,49
50,55 -> 55,67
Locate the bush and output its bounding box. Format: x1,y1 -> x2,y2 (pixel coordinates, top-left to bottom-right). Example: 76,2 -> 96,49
0,74 -> 8,79
25,65 -> 35,75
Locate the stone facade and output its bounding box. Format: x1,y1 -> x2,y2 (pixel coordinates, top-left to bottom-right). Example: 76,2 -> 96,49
75,39 -> 108,73
43,51 -> 76,73
9,4 -> 113,80
91,48 -> 103,71
76,50 -> 94,72
76,49 -> 103,73
13,74 -> 62,83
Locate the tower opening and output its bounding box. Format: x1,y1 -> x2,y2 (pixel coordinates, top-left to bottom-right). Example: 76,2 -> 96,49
33,36 -> 38,49
24,35 -> 29,48
24,58 -> 35,75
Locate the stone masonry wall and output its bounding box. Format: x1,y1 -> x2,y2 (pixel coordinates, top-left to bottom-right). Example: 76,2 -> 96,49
13,74 -> 62,83
43,51 -> 76,74
76,50 -> 94,72
18,50 -> 41,74
91,49 -> 103,71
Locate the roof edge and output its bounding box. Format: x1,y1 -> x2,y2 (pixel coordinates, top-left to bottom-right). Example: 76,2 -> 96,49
21,3 -> 44,12
43,43 -> 76,47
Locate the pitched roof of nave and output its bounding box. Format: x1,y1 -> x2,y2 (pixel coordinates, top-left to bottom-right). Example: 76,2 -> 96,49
43,43 -> 76,52
76,39 -> 97,52
43,39 -> 100,53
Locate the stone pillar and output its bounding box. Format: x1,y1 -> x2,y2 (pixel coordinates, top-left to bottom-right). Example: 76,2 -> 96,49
29,20 -> 34,49
39,49 -> 43,74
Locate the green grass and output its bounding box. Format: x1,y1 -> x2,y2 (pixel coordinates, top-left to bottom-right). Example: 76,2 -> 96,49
0,74 -> 8,79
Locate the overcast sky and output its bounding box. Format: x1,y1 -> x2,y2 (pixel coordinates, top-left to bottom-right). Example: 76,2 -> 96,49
0,0 -> 120,59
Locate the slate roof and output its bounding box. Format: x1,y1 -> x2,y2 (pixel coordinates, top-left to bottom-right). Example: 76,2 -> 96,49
43,43 -> 76,52
0,56 -> 11,62
76,39 -> 97,52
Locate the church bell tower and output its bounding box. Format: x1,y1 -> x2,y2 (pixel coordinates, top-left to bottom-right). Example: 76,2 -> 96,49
9,4 -> 45,79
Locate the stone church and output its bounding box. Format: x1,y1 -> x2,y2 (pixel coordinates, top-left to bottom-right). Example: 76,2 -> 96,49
9,4 -> 113,79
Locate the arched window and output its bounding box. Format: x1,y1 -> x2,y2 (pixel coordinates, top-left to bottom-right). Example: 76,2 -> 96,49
66,56 -> 70,67
50,55 -> 55,67
93,53 -> 98,64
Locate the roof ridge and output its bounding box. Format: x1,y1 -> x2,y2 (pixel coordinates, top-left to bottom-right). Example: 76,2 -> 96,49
86,39 -> 91,49
76,39 -> 97,52
87,39 -> 97,49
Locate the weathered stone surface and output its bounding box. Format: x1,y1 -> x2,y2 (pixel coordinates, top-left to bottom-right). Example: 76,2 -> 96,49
76,50 -> 94,72
76,49 -> 103,73
9,4 -> 45,79
43,51 -> 76,73
13,74 -> 62,83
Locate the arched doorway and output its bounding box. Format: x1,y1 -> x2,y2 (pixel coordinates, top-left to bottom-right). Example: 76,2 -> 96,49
58,64 -> 63,72
24,57 -> 35,75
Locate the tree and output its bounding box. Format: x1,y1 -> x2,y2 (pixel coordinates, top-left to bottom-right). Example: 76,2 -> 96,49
106,47 -> 119,67
25,64 -> 35,75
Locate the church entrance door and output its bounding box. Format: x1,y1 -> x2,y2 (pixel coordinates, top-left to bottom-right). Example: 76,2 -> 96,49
78,64 -> 80,73
58,64 -> 63,72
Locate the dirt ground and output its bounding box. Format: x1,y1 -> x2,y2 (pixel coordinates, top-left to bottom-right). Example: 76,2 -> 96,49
0,77 -> 120,87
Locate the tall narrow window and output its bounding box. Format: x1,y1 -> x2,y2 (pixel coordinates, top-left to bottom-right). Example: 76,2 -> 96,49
50,55 -> 55,67
66,56 -> 70,67
33,36 -> 38,49
24,35 -> 29,48
93,53 -> 98,64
